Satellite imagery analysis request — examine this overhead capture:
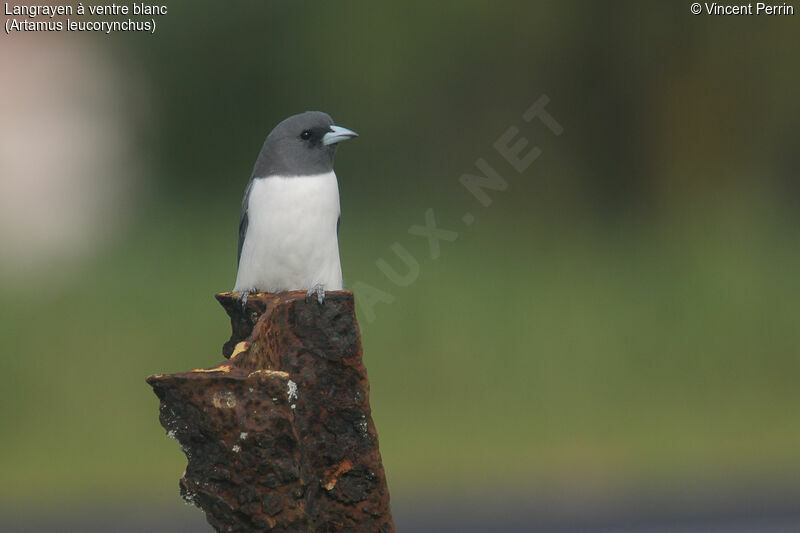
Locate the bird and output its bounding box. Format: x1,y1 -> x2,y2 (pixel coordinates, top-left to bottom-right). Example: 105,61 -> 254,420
233,111 -> 358,305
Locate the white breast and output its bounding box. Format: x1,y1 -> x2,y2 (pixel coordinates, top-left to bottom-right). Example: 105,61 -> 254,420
234,171 -> 343,292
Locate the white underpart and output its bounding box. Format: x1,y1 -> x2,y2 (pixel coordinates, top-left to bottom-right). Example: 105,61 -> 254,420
234,171 -> 343,293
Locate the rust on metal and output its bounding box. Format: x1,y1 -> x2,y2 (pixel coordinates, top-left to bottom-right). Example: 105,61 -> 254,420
323,459 -> 354,491
146,290 -> 394,533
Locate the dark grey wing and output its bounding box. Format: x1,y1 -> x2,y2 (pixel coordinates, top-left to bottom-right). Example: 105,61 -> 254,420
237,179 -> 254,266
337,214 -> 341,234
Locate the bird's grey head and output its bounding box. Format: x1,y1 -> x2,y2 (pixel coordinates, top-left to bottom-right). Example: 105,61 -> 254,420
251,111 -> 358,178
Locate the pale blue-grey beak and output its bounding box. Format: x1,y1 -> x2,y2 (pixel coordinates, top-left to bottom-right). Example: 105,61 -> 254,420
322,125 -> 359,146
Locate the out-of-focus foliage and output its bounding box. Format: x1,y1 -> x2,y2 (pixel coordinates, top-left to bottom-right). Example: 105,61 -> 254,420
1,0 -> 799,510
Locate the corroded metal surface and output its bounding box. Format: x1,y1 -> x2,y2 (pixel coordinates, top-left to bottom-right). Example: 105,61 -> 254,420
147,291 -> 394,533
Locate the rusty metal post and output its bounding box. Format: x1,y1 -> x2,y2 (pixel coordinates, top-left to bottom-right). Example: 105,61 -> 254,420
147,291 -> 394,532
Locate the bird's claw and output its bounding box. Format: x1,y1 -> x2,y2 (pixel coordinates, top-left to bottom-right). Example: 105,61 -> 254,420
306,284 -> 326,305
238,289 -> 253,311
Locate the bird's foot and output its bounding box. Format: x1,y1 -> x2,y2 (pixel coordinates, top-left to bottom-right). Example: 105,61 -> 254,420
238,289 -> 255,311
306,284 -> 326,305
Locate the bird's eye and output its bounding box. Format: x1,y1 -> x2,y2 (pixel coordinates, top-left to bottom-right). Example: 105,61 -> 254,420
300,130 -> 312,140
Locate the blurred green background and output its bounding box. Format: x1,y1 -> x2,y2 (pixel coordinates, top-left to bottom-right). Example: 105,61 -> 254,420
1,0 -> 799,521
